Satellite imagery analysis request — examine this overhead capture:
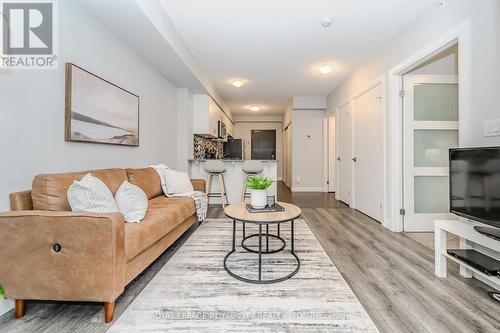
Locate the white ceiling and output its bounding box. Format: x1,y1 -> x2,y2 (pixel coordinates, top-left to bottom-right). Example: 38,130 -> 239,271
160,0 -> 437,115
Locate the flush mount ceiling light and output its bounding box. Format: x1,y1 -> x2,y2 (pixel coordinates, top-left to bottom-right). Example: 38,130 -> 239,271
231,80 -> 246,88
320,16 -> 334,28
318,64 -> 334,74
249,105 -> 261,112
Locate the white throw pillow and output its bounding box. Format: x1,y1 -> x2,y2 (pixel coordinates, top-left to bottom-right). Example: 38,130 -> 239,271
115,181 -> 148,223
163,169 -> 194,196
67,174 -> 118,213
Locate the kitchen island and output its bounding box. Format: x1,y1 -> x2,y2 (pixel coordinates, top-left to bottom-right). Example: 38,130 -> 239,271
188,159 -> 278,204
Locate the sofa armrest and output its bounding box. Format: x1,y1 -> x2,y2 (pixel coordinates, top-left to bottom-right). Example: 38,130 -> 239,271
0,211 -> 125,303
191,179 -> 206,192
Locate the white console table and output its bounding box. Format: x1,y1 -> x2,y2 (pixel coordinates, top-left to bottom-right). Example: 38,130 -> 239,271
435,219 -> 500,290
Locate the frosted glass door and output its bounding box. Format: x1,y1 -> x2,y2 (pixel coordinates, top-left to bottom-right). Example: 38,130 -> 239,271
403,75 -> 459,231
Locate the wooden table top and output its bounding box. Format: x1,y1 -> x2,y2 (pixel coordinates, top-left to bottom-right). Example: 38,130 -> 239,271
224,202 -> 301,223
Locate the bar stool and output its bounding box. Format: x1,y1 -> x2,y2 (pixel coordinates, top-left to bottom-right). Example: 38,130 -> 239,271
241,160 -> 264,201
204,160 -> 229,207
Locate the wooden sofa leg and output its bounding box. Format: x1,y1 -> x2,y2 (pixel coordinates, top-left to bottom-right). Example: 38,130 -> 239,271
104,301 -> 115,323
15,299 -> 25,319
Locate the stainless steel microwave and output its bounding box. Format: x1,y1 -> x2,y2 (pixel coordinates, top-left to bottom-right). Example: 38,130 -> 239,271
218,121 -> 227,140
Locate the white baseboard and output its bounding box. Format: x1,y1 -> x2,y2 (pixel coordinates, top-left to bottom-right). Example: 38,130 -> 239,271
291,187 -> 324,192
0,298 -> 14,316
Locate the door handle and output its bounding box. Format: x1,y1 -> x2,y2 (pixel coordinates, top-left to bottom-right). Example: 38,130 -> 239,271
352,157 -> 357,162
337,157 -> 341,161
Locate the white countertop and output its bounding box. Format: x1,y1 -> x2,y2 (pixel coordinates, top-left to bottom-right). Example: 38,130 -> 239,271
188,159 -> 278,162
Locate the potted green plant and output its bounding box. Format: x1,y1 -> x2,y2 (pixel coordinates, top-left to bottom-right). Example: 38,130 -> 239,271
246,175 -> 273,209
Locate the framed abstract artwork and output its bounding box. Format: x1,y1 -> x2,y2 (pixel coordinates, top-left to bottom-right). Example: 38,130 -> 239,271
65,63 -> 139,146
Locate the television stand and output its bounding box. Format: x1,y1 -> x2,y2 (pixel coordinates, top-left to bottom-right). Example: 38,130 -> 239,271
473,226 -> 500,241
434,219 -> 500,291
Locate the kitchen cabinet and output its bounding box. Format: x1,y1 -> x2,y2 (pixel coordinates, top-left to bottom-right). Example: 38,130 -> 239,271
193,94 -> 221,137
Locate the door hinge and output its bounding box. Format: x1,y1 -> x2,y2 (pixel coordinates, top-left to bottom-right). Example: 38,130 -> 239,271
399,90 -> 405,97
326,180 -> 330,185
400,208 -> 406,216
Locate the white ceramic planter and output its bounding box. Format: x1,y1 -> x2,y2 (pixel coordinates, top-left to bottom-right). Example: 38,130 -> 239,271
250,189 -> 268,209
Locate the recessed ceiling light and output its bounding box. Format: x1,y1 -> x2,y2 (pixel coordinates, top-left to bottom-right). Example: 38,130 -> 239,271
231,80 -> 246,88
249,105 -> 261,112
319,64 -> 334,75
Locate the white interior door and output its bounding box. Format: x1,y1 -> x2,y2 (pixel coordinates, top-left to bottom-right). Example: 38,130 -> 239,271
337,102 -> 352,205
353,84 -> 384,222
403,74 -> 459,231
328,114 -> 336,192
283,128 -> 288,185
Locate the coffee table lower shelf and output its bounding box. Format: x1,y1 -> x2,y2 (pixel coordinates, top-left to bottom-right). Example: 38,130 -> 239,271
223,219 -> 300,284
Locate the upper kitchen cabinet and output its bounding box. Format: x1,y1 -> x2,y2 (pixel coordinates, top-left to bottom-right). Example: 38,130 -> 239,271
221,111 -> 235,137
193,94 -> 221,137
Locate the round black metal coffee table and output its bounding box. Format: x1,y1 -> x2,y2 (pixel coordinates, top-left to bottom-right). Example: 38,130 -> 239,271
223,202 -> 301,284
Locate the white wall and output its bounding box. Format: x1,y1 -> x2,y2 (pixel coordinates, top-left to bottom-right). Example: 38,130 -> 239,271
234,116 -> 283,180
0,0 -> 179,212
283,102 -> 293,129
292,96 -> 327,110
177,88 -> 194,171
327,113 -> 336,192
292,109 -> 325,191
410,45 -> 458,75
328,0 -> 500,147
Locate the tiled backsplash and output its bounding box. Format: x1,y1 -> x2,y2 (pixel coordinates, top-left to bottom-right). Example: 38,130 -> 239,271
193,135 -> 223,159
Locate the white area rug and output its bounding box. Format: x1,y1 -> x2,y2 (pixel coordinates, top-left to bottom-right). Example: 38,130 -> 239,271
109,219 -> 378,332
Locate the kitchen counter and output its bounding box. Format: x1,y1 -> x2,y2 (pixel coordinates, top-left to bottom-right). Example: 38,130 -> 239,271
188,159 -> 278,204
188,159 -> 278,162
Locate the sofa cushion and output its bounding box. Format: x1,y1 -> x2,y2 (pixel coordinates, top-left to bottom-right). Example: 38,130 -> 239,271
115,181 -> 148,223
124,196 -> 196,261
32,169 -> 127,211
126,168 -> 162,199
67,174 -> 119,213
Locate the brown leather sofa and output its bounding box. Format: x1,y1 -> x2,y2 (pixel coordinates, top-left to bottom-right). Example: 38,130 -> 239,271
0,167 -> 205,322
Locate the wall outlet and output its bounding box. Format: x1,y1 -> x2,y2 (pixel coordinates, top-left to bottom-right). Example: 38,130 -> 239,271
484,119 -> 500,137
296,176 -> 301,183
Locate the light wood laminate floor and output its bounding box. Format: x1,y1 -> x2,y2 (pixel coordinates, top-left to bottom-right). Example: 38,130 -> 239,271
0,182 -> 498,332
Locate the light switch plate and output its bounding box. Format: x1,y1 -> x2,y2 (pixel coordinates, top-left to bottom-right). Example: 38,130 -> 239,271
484,119 -> 500,137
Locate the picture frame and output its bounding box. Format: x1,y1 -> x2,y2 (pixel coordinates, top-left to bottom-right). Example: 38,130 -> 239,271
65,63 -> 140,146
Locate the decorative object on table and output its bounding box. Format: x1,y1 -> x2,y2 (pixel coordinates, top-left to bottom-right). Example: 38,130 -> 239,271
245,202 -> 285,213
65,63 -> 139,146
241,160 -> 265,201
267,195 -> 276,207
246,175 -> 273,209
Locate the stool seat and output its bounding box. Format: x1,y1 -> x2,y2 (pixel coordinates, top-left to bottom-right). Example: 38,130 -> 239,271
242,160 -> 264,174
204,160 -> 228,208
203,160 -> 227,173
241,160 -> 264,201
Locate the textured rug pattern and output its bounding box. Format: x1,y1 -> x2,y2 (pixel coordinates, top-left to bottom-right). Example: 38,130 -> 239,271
109,219 -> 378,332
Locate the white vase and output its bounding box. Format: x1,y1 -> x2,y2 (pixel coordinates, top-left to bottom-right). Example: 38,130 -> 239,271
250,189 -> 268,209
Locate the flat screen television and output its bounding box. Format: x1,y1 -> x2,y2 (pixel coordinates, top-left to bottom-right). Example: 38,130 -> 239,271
449,147 -> 500,229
